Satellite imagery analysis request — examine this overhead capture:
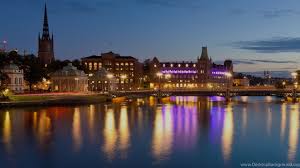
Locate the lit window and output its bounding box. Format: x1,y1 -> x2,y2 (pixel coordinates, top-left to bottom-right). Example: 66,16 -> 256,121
89,63 -> 93,70
125,62 -> 129,66
93,62 -> 98,70
193,64 -> 196,67
171,64 -> 173,67
186,64 -> 189,67
163,64 -> 165,67
130,63 -> 134,66
154,64 -> 157,68
178,64 -> 181,67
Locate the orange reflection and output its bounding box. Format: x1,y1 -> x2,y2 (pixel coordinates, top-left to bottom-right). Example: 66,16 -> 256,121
3,111 -> 12,153
222,103 -> 234,162
33,112 -> 38,131
72,107 -> 82,152
37,110 -> 52,145
102,108 -> 118,161
267,107 -> 272,135
119,106 -> 130,158
88,105 -> 95,142
152,105 -> 173,161
242,107 -> 247,135
280,103 -> 287,141
288,104 -> 299,161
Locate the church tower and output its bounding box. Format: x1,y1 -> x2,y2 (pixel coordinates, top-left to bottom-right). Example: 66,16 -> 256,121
198,47 -> 212,84
38,4 -> 54,67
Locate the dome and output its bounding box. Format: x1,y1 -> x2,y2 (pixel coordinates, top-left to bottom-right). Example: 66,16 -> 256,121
52,63 -> 87,77
93,68 -> 108,78
3,62 -> 20,70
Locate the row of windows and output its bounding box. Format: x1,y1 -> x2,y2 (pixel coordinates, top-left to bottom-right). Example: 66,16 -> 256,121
89,79 -> 134,84
116,68 -> 134,71
12,78 -> 23,85
115,62 -> 134,66
163,75 -> 198,79
155,64 -> 197,68
85,62 -> 135,71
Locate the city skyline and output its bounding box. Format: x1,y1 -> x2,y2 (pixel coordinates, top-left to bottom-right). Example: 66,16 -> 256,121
1,0 -> 300,73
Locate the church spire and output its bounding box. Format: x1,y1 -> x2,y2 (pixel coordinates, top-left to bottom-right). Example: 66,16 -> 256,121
200,46 -> 209,60
42,3 -> 50,39
38,3 -> 55,66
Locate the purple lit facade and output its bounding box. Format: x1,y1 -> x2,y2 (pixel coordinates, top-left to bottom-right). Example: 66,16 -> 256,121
146,47 -> 233,89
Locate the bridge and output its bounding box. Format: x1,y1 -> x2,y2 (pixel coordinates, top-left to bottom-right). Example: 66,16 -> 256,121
110,87 -> 299,99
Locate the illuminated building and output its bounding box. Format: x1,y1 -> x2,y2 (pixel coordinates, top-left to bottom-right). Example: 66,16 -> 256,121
147,47 -> 233,89
81,51 -> 143,91
1,61 -> 24,93
50,63 -> 88,92
233,77 -> 250,87
88,68 -> 116,92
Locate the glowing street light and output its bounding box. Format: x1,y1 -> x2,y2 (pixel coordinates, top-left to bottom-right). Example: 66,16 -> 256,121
165,74 -> 171,79
156,72 -> 163,77
106,73 -> 113,79
224,72 -> 232,78
106,73 -> 114,93
291,72 -> 298,102
224,72 -> 232,101
292,72 -> 297,78
121,74 -> 127,79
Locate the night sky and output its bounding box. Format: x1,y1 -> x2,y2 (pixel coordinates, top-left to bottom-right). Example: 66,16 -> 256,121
1,0 -> 300,73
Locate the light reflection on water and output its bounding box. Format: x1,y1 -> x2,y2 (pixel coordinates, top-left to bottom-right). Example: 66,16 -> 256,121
0,96 -> 300,167
288,104 -> 299,161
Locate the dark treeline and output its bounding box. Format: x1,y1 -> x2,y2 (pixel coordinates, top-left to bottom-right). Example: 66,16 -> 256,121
0,51 -> 85,91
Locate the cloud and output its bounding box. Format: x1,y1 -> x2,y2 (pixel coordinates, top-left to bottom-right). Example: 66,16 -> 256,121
64,1 -> 98,13
232,60 -> 256,65
233,37 -> 300,53
135,0 -> 203,9
250,59 -> 297,64
228,8 -> 246,15
261,9 -> 299,18
220,59 -> 298,66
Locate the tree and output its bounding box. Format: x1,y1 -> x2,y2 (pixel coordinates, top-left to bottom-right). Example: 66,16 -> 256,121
22,55 -> 46,91
0,71 -> 9,99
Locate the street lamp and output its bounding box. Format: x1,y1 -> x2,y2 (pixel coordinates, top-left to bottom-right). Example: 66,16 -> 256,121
165,74 -> 171,90
291,72 -> 298,102
121,74 -> 127,91
224,72 -> 232,101
156,72 -> 163,96
106,73 -> 113,93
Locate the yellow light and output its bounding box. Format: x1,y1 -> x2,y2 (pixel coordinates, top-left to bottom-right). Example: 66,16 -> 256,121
156,72 -> 163,77
292,72 -> 297,78
107,73 -> 113,79
225,72 -> 232,78
165,74 -> 171,79
121,75 -> 127,79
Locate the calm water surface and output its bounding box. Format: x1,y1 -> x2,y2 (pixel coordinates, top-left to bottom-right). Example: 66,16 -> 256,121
0,96 -> 299,168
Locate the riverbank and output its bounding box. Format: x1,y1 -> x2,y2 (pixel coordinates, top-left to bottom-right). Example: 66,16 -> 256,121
0,93 -> 111,108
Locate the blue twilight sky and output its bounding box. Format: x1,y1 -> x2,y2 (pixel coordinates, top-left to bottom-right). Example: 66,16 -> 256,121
1,0 -> 300,73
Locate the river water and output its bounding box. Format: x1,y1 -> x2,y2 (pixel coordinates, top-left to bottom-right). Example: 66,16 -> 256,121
0,96 -> 299,168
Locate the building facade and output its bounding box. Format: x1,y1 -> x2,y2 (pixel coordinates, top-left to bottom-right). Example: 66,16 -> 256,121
1,62 -> 24,93
146,47 -> 233,89
50,63 -> 88,92
81,51 -> 143,91
88,68 -> 117,92
233,77 -> 250,87
38,4 -> 55,67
